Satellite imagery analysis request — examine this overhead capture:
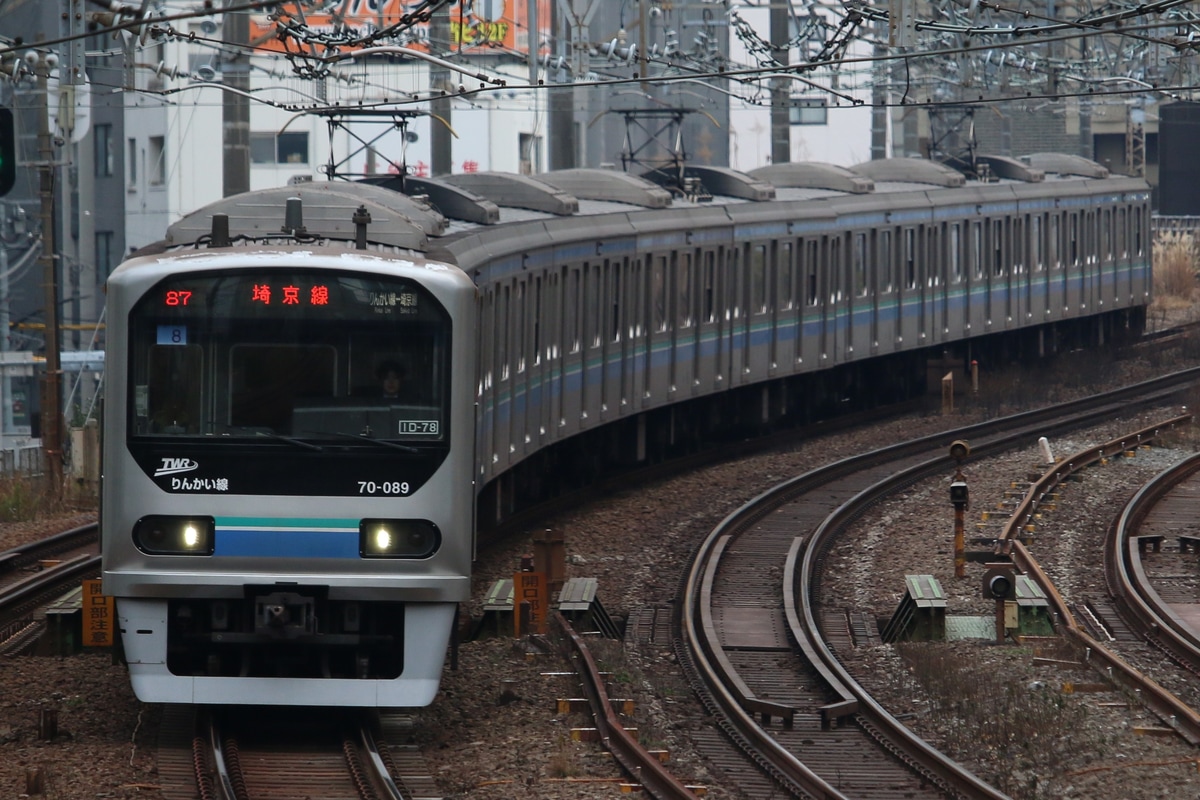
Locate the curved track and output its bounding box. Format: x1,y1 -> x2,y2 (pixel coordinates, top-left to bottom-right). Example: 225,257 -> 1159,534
680,371 -> 1199,799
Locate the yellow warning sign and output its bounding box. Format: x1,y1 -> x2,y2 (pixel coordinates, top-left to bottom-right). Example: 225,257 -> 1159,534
82,579 -> 115,647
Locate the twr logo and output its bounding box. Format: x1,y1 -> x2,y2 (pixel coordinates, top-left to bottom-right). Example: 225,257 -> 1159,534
154,458 -> 199,476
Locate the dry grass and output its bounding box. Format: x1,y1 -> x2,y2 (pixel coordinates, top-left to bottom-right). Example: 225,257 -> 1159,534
1150,231 -> 1199,328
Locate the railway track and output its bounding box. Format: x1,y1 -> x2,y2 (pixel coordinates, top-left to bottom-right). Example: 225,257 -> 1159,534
0,522 -> 99,654
174,707 -> 431,800
679,369 -> 1200,799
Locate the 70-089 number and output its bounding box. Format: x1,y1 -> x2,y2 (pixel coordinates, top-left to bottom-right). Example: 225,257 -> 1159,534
358,481 -> 410,495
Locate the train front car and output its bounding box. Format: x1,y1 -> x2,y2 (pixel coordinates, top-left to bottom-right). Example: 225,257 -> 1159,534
102,246 -> 476,707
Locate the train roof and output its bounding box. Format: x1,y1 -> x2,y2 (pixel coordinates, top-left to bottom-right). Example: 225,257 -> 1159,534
152,154 -> 1146,255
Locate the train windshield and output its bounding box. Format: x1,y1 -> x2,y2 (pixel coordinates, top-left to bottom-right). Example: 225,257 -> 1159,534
127,269 -> 452,445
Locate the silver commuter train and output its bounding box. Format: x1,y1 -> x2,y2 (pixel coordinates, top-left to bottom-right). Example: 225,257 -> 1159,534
102,191 -> 477,706
438,155 -> 1150,518
102,154 -> 1150,706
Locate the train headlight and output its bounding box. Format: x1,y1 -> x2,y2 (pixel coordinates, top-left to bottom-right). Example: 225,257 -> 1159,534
133,515 -> 215,555
359,519 -> 440,558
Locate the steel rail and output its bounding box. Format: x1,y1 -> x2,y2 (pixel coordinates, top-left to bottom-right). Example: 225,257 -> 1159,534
990,415 -> 1200,745
685,373 -> 1200,799
555,612 -> 700,800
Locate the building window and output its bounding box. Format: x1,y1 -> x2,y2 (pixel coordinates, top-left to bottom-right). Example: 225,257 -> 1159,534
95,231 -> 114,285
789,97 -> 828,125
148,136 -> 165,185
94,124 -> 113,177
251,132 -> 309,164
127,138 -> 137,184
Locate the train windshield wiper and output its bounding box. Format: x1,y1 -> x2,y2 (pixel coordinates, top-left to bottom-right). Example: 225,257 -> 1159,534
216,424 -> 321,450
253,430 -> 324,452
305,430 -> 420,454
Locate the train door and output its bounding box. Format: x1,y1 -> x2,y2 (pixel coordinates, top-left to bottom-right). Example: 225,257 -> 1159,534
924,224 -> 939,342
1115,206 -> 1129,303
747,242 -> 771,378
477,286 -> 498,482
601,259 -> 623,421
725,245 -> 742,386
496,282 -> 514,470
694,249 -> 715,390
1065,212 -> 1081,314
626,255 -> 647,409
1048,213 -> 1063,320
1030,214 -> 1046,325
582,262 -> 603,426
772,241 -> 792,371
851,232 -> 868,358
801,238 -> 820,367
898,227 -> 918,348
944,222 -> 964,344
526,275 -> 546,454
986,218 -> 1004,329
826,234 -> 847,365
557,265 -> 581,439
676,250 -> 694,393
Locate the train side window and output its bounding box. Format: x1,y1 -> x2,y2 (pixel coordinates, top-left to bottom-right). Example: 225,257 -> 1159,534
703,251 -> 716,323
1105,209 -> 1114,263
750,243 -> 767,314
970,221 -> 983,280
588,263 -> 601,349
1049,215 -> 1060,269
779,242 -> 793,310
828,236 -> 842,302
1134,207 -> 1144,256
679,250 -> 693,327
499,284 -> 511,380
481,290 -> 494,391
1069,213 -> 1079,267
1032,216 -> 1043,272
992,219 -> 1004,277
568,267 -> 581,354
805,239 -> 818,306
516,280 -> 527,373
1117,208 -> 1127,259
879,230 -> 893,292
532,276 -> 542,366
853,233 -> 867,297
1012,217 -> 1023,275
652,255 -> 667,332
610,259 -> 622,343
904,228 -> 916,290
949,224 -> 962,283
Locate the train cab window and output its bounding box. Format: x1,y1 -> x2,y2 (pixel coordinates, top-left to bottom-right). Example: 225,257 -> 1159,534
144,344 -> 203,434
127,269 -> 452,445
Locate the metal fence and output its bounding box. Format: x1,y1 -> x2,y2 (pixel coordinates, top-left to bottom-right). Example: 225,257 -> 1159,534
0,445 -> 44,478
1153,215 -> 1200,234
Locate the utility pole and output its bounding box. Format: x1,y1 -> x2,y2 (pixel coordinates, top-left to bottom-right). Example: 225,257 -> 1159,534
35,48 -> 62,494
547,0 -> 576,169
429,4 -> 452,176
769,0 -> 790,164
222,2 -> 250,196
